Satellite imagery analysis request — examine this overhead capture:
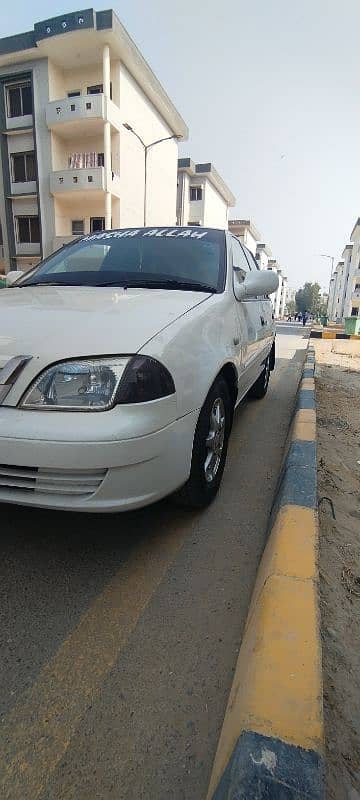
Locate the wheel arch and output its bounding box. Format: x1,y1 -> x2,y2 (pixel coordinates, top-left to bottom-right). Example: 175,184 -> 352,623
216,362 -> 238,411
270,338 -> 276,371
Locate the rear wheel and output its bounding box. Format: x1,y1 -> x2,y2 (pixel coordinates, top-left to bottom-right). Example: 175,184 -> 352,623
174,377 -> 232,508
248,353 -> 271,399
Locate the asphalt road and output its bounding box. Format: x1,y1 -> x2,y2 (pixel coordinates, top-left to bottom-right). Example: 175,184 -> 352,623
0,323 -> 309,800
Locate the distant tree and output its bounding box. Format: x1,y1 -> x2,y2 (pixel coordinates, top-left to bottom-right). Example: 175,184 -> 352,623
286,299 -> 296,316
295,282 -> 322,315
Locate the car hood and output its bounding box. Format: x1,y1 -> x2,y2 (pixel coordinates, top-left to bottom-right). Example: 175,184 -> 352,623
0,285 -> 210,366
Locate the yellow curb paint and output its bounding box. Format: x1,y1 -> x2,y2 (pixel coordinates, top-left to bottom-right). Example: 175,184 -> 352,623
246,505 -> 317,625
300,377 -> 315,390
0,524 -> 188,800
207,504 -> 323,799
350,334 -> 360,340
291,408 -> 316,442
292,408 -> 316,442
322,331 -> 336,339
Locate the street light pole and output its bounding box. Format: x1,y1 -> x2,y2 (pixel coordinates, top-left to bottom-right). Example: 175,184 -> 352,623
123,123 -> 180,226
318,253 -> 335,319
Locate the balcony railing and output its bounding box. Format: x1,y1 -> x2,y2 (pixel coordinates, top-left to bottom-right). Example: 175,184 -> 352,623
50,166 -> 105,194
46,94 -> 121,132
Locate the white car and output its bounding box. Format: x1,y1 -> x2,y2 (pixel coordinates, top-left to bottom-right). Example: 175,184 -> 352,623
0,227 -> 278,513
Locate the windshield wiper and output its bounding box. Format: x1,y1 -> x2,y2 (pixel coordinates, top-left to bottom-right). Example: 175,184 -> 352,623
96,279 -> 216,292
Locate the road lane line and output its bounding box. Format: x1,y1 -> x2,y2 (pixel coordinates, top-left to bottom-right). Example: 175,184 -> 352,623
0,521 -> 189,800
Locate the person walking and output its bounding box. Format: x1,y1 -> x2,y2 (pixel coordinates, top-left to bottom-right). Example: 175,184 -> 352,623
302,310 -> 308,327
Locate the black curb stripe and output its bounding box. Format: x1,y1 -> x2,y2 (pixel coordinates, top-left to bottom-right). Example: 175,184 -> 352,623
277,464 -> 317,509
310,331 -> 360,340
286,440 -> 316,468
297,390 -> 316,410
212,730 -> 324,799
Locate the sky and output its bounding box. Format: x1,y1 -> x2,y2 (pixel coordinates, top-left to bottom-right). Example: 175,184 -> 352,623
2,0 -> 360,290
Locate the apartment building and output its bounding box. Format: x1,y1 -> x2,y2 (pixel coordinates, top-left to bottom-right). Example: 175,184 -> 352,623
279,273 -> 288,317
267,259 -> 287,318
343,219 -> 360,318
176,158 -> 235,228
0,9 -> 188,272
255,242 -> 272,270
328,261 -> 345,322
228,219 -> 260,256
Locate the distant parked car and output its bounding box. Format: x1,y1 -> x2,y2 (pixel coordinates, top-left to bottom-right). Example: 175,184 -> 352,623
0,227 -> 278,513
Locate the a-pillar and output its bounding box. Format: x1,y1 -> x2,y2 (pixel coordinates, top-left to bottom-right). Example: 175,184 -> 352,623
103,44 -> 112,229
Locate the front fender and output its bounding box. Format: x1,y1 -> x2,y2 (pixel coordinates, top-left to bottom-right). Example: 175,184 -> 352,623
140,294 -> 240,418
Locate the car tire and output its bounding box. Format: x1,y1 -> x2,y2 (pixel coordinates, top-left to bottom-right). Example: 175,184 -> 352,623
248,353 -> 271,399
174,377 -> 232,509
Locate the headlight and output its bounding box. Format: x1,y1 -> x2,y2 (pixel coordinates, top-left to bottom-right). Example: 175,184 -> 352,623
21,356 -> 175,411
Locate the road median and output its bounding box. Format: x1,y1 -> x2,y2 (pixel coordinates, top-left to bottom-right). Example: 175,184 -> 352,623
207,345 -> 324,799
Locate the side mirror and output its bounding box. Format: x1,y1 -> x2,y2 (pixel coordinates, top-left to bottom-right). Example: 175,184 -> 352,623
6,270 -> 24,287
234,269 -> 279,300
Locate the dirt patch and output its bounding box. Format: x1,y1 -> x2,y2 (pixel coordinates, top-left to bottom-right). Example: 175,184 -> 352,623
314,339 -> 360,800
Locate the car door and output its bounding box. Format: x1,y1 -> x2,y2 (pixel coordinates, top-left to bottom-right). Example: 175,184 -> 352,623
243,247 -> 274,354
230,236 -> 265,395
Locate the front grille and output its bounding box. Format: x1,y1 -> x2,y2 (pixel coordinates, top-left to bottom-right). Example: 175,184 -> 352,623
0,464 -> 107,498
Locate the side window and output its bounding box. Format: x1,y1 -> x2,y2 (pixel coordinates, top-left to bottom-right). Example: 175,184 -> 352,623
231,236 -> 250,280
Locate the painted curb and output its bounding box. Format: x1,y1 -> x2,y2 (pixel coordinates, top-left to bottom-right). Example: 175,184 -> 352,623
207,345 -> 324,800
310,330 -> 360,340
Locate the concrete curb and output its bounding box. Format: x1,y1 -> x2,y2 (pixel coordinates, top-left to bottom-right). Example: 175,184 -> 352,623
310,330 -> 360,340
207,345 -> 324,799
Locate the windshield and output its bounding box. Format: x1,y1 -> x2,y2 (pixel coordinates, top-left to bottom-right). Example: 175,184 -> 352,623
18,228 -> 226,292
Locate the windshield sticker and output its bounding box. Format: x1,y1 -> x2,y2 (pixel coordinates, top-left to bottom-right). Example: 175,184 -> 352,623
82,228 -> 209,242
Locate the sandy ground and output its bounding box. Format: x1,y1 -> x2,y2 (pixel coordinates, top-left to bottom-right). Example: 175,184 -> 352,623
314,339 -> 360,800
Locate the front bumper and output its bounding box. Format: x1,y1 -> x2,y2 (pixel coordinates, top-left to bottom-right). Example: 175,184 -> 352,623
0,405 -> 198,512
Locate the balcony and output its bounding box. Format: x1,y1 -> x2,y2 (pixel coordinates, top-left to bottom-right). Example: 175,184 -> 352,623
50,165 -> 121,198
46,95 -> 121,138
50,167 -> 105,195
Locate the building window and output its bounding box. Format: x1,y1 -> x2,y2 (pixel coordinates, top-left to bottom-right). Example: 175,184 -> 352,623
87,83 -> 112,99
11,152 -> 36,183
90,217 -> 105,232
97,153 -> 105,167
6,83 -> 33,118
16,216 -> 40,244
68,91 -> 80,98
351,307 -> 359,316
71,220 -> 84,235
190,186 -> 202,201
87,84 -> 103,95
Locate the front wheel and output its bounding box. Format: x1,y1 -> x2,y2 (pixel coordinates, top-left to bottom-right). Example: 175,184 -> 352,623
174,377 -> 232,509
248,353 -> 271,399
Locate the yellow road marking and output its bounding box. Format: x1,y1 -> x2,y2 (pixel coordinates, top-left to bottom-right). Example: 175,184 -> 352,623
0,521 -> 188,800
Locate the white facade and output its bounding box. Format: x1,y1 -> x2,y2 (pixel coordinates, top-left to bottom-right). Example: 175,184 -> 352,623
343,219 -> 360,318
177,159 -> 235,228
228,220 -> 261,256
327,261 -> 345,322
255,243 -> 272,270
267,260 -> 284,318
0,9 -> 188,272
279,275 -> 288,317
